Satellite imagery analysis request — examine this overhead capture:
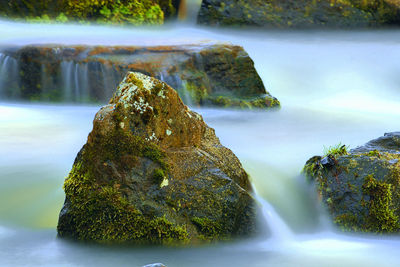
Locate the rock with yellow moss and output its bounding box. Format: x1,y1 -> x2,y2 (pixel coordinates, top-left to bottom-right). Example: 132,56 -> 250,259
57,72 -> 257,244
198,0 -> 400,28
303,132 -> 400,233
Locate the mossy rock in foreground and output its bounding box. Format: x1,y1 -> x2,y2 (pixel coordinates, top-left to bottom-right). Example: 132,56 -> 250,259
303,132 -> 400,233
57,72 -> 257,245
198,0 -> 400,28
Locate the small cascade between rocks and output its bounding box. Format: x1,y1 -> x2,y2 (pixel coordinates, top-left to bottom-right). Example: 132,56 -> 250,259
60,61 -> 90,102
0,53 -> 19,99
255,194 -> 293,241
178,0 -> 203,23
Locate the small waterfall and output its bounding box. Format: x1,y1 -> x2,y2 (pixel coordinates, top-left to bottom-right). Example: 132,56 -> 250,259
60,61 -> 89,102
0,53 -> 19,99
178,0 -> 203,23
156,70 -> 194,106
61,61 -> 73,101
181,80 -> 195,106
255,195 -> 293,241
99,63 -> 120,98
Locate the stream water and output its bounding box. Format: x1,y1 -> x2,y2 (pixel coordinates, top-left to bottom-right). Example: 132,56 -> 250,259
1,1 -> 400,266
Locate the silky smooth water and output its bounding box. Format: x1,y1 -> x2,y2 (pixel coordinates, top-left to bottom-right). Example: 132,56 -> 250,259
1,15 -> 400,267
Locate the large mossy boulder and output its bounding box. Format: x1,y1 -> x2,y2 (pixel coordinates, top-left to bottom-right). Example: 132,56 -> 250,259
198,0 -> 400,28
303,132 -> 400,233
0,0 -> 180,25
57,72 -> 257,244
0,44 -> 279,109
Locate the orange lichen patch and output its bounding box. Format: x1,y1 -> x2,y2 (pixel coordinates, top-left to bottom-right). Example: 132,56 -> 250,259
126,62 -> 161,76
88,46 -> 114,56
111,46 -> 141,53
145,45 -> 187,53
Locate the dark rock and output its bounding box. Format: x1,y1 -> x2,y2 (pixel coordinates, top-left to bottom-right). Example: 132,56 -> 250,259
0,44 -> 279,109
303,132 -> 400,233
320,155 -> 335,169
352,132 -> 400,154
57,72 -> 257,244
198,0 -> 400,28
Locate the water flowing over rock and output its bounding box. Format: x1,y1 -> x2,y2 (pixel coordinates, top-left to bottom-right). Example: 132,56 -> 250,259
303,132 -> 400,233
0,53 -> 19,98
57,72 -> 257,244
0,44 -> 279,109
198,0 -> 400,28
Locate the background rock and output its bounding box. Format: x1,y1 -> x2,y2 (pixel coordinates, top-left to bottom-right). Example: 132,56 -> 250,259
0,44 -> 279,109
198,0 -> 400,28
0,0 -> 180,25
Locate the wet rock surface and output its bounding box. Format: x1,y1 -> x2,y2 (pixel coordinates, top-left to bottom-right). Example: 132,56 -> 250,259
0,44 -> 279,109
57,72 -> 257,244
198,0 -> 400,28
303,132 -> 400,233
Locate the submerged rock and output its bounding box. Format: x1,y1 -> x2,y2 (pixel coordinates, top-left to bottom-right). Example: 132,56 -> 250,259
0,44 -> 279,109
57,72 -> 257,244
303,133 -> 400,233
198,0 -> 400,28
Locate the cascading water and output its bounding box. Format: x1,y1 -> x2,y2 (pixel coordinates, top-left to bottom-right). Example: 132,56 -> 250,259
1,8 -> 400,267
255,194 -> 293,241
60,61 -> 90,102
99,63 -> 120,98
0,53 -> 19,98
178,0 -> 203,23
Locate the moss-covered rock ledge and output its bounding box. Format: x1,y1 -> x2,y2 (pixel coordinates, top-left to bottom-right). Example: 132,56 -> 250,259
57,72 -> 257,245
303,132 -> 400,233
198,0 -> 400,28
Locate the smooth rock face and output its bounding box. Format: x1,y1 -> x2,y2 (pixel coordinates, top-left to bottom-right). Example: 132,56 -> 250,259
57,72 -> 257,244
198,0 -> 400,28
0,44 -> 279,109
303,133 -> 400,233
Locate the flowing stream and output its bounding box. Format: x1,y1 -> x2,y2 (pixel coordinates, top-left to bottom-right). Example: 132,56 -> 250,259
1,2 -> 400,266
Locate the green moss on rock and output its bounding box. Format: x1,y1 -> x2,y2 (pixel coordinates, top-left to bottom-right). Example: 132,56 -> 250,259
57,72 -> 257,244
362,174 -> 400,233
207,95 -> 280,109
198,0 -> 400,28
0,0 -> 177,25
303,132 -> 400,234
191,217 -> 226,241
60,162 -> 188,244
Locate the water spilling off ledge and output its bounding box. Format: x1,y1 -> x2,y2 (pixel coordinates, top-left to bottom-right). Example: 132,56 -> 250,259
0,53 -> 19,98
0,44 -> 278,108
